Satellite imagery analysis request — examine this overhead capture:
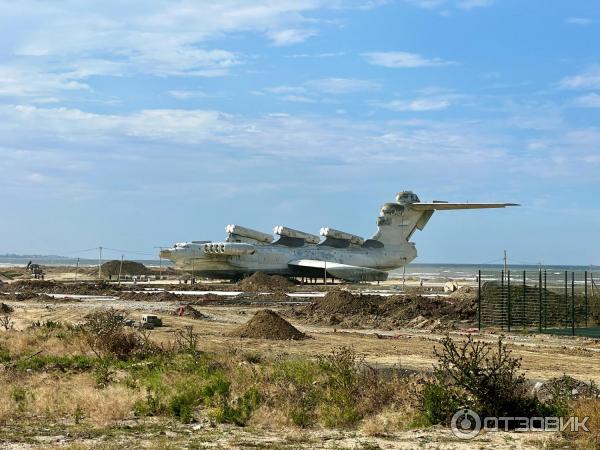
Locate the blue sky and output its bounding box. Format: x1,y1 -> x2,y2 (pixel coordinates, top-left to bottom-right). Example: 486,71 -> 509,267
1,0 -> 599,264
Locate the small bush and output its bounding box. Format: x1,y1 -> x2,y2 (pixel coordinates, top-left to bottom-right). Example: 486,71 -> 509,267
422,335 -> 558,426
80,309 -> 158,359
317,346 -> 363,427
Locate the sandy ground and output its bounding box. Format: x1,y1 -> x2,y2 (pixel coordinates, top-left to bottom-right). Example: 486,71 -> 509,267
1,271 -> 598,449
5,291 -> 600,384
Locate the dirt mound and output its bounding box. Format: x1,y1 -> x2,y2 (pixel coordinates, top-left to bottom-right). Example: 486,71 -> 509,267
308,289 -> 381,315
0,303 -> 13,313
294,289 -> 478,330
236,272 -> 294,292
3,280 -> 60,292
173,304 -> 208,319
229,309 -> 308,340
2,280 -> 119,295
101,260 -> 150,277
536,375 -> 600,401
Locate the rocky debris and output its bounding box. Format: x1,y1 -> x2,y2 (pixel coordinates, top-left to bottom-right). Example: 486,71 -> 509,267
173,304 -> 208,319
0,302 -> 14,313
119,291 -> 182,302
229,309 -> 308,340
236,272 -> 295,292
444,281 -> 459,293
1,280 -> 121,295
534,375 -> 600,401
101,260 -> 150,277
292,288 -> 478,330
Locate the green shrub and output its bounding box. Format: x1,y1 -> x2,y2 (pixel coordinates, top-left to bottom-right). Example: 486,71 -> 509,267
317,346 -> 363,427
0,345 -> 10,363
213,387 -> 262,426
11,387 -> 31,411
14,354 -> 94,372
80,309 -> 158,360
422,335 -> 556,427
273,357 -> 320,427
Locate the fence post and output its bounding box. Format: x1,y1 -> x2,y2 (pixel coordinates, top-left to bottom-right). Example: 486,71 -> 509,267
478,270 -> 482,331
538,269 -> 542,333
564,271 -> 568,329
585,271 -> 588,328
508,270 -> 512,332
571,272 -> 575,336
522,270 -> 526,327
501,270 -> 505,330
544,270 -> 547,328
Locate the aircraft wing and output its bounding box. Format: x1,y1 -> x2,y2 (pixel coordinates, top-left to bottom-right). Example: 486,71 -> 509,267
288,259 -> 388,282
409,202 -> 519,211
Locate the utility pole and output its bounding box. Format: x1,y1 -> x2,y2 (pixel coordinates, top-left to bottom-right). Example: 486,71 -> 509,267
98,246 -> 103,279
118,254 -> 124,285
75,257 -> 80,281
503,250 -> 508,274
153,246 -> 167,280
324,260 -> 327,286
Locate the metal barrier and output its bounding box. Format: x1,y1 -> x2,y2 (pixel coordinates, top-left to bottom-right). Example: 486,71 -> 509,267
478,270 -> 600,337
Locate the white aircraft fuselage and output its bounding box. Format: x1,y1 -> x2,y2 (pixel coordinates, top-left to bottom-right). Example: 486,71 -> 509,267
160,191 -> 517,282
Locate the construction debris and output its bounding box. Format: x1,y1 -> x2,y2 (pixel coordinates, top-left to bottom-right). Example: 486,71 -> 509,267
173,304 -> 208,319
229,309 -> 308,340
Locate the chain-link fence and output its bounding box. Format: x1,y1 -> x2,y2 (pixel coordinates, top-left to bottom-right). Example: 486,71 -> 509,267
478,270 -> 600,337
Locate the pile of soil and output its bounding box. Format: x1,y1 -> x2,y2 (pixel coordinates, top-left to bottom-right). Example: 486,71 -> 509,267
2,280 -> 120,295
236,272 -> 295,292
173,304 -> 208,319
0,303 -> 13,313
293,289 -> 478,330
229,309 -> 308,340
536,375 -> 600,401
101,260 -> 150,277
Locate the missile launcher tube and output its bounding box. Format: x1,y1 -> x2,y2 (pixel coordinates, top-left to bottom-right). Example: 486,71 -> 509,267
319,227 -> 365,246
273,226 -> 320,244
225,224 -> 273,243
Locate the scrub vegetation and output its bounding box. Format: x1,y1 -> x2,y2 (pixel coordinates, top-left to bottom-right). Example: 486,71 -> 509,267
0,311 -> 597,448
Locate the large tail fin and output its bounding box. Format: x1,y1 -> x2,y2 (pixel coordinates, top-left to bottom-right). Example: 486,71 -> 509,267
371,191 -> 518,246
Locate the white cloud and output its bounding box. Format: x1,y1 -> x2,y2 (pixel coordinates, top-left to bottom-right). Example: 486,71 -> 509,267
0,65 -> 90,101
457,0 -> 494,9
567,17 -> 592,26
281,95 -> 315,103
267,29 -> 317,46
0,0 -> 387,92
406,0 -> 493,10
264,86 -> 308,95
571,93 -> 600,108
362,51 -> 455,68
304,78 -> 380,93
25,173 -> 47,183
168,90 -> 210,100
380,98 -> 450,111
559,67 -> 600,90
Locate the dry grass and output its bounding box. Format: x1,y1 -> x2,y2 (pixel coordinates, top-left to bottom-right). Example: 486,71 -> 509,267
0,372 -> 143,426
0,327 -> 83,357
565,399 -> 600,449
